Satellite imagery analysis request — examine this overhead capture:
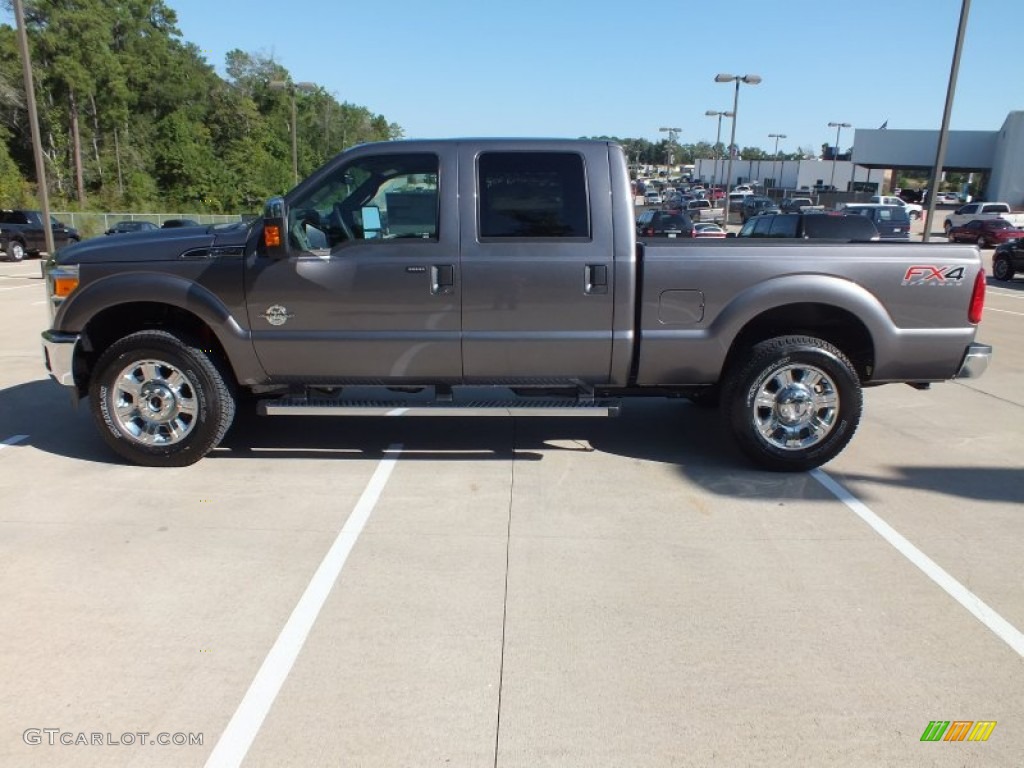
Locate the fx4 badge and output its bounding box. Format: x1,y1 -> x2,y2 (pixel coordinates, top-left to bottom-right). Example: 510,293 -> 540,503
902,265 -> 966,286
260,305 -> 294,326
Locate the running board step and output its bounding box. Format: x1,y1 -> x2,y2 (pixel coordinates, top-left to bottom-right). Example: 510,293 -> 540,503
258,398 -> 620,418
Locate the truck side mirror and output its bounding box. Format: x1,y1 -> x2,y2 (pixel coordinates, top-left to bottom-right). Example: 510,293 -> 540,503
261,196 -> 291,259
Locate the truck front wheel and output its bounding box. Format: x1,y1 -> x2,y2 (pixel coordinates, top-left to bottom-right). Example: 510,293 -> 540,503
88,330 -> 235,467
4,240 -> 25,261
720,336 -> 862,472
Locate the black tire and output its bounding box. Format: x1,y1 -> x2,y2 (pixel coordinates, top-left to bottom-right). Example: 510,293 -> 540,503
720,335 -> 862,472
993,256 -> 1015,281
5,240 -> 25,262
88,330 -> 235,467
977,236 -> 986,248
943,221 -> 952,236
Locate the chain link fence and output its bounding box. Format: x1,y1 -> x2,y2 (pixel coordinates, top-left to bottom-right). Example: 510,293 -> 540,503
53,212 -> 250,239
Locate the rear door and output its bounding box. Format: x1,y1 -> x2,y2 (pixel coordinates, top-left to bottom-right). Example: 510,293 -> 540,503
457,143 -> 616,384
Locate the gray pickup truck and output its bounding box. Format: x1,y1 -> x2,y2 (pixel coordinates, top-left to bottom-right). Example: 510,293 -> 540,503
41,139 -> 991,471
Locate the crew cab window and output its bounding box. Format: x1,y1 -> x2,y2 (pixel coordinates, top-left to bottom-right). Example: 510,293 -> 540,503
286,153 -> 439,253
477,152 -> 590,239
0,211 -> 29,224
768,214 -> 799,238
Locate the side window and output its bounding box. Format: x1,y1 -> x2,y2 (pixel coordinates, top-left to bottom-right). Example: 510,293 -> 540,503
768,214 -> 799,238
478,152 -> 590,239
751,215 -> 773,237
738,218 -> 757,237
286,152 -> 439,253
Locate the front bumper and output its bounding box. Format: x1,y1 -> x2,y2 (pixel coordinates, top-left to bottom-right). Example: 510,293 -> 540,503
41,330 -> 80,388
955,342 -> 992,380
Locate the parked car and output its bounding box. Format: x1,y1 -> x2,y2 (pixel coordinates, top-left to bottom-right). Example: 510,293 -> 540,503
740,196 -> 781,223
41,137 -> 989,472
105,220 -> 160,235
992,238 -> 1024,281
842,204 -> 911,241
935,193 -> 961,205
636,210 -> 695,238
736,212 -> 879,241
896,188 -> 925,204
693,223 -> 726,238
727,191 -> 752,212
947,218 -> 1024,248
944,202 -> 1024,233
643,190 -> 663,206
160,218 -> 201,229
779,197 -> 823,214
870,195 -> 923,220
0,210 -> 79,261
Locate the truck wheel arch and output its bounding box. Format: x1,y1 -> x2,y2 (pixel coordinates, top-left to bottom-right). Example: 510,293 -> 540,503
54,273 -> 266,394
719,302 -> 875,386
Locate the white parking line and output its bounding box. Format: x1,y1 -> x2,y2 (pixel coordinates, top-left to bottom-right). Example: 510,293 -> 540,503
204,443 -> 404,768
1,435 -> 28,450
988,288 -> 1024,299
812,469 -> 1024,659
986,307 -> 1024,317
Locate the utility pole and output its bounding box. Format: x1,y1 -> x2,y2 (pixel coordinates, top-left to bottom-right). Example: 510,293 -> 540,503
13,0 -> 54,257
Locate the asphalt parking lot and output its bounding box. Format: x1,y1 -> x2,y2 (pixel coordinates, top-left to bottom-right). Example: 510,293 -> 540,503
1,246 -> 1022,767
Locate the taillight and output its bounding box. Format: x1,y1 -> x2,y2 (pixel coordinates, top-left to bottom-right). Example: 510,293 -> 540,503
968,268 -> 985,324
645,228 -> 653,236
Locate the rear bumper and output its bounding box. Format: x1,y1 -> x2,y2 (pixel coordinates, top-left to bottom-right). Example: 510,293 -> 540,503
955,342 -> 992,380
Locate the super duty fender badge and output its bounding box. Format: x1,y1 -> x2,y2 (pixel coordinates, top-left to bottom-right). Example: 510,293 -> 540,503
260,304 -> 294,326
902,265 -> 966,286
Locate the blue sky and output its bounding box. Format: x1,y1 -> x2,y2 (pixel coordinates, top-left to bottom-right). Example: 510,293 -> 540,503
10,0 -> 1024,154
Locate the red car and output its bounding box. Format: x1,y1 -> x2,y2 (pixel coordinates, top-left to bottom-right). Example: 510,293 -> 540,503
947,218 -> 1024,248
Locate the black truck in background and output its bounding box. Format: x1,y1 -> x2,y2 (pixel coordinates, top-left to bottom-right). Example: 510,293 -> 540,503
0,210 -> 80,261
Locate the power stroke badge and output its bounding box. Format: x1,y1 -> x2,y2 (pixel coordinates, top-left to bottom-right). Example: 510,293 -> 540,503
260,305 -> 294,326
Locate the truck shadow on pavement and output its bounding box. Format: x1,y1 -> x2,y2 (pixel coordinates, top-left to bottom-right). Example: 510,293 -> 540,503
4,381 -> 1021,504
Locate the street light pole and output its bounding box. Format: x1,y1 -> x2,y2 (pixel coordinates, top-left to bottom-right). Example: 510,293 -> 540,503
769,133 -> 786,192
659,126 -> 681,179
923,0 -> 972,242
827,121 -> 851,191
705,110 -> 733,196
715,74 -> 762,227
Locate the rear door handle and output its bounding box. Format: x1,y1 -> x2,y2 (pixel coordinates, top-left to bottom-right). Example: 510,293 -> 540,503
585,264 -> 608,295
431,264 -> 455,295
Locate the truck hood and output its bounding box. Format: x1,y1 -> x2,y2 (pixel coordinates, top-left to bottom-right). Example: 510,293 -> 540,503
55,221 -> 255,265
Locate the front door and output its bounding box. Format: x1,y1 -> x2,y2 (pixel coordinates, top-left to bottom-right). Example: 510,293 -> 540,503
245,146 -> 462,383
457,144 -> 617,384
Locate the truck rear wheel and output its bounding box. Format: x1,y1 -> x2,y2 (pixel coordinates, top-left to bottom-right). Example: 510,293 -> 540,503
88,330 -> 235,467
720,335 -> 862,472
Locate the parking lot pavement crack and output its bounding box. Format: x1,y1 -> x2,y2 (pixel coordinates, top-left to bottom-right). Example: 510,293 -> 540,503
954,380 -> 1023,409
492,420 -> 515,768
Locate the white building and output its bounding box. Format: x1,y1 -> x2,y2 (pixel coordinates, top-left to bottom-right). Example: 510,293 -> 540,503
693,157 -> 881,194
692,111 -> 1024,205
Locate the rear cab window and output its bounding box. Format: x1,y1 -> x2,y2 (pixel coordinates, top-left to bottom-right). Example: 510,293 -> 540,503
477,152 -> 590,240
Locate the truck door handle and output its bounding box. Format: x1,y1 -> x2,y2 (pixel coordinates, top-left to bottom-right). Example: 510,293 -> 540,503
585,264 -> 608,295
431,264 -> 454,295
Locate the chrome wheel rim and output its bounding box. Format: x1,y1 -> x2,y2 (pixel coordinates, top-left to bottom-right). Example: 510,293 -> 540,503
111,359 -> 198,445
752,364 -> 839,451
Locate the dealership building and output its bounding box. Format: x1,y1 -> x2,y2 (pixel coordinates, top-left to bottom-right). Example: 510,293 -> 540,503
694,111 -> 1024,205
